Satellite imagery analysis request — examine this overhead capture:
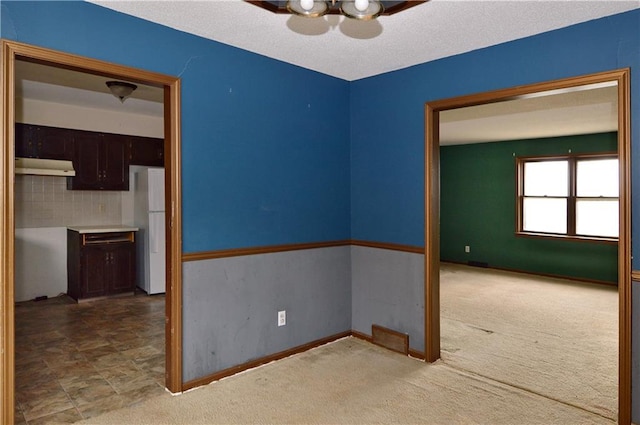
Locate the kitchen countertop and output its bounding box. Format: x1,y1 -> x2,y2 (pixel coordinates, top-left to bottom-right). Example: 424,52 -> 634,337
67,225 -> 139,234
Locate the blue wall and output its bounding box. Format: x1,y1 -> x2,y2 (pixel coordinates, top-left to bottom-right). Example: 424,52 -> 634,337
350,10 -> 640,251
4,2 -> 637,259
1,0 -> 351,253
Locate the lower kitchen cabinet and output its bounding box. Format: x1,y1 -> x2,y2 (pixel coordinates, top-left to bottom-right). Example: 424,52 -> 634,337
67,228 -> 137,301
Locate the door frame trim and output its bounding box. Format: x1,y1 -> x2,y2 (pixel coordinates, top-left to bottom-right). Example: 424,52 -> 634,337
424,68 -> 632,424
0,39 -> 183,424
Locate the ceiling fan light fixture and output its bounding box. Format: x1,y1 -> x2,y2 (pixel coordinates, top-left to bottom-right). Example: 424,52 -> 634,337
340,0 -> 383,20
286,0 -> 330,18
249,1 -> 426,21
106,80 -> 138,103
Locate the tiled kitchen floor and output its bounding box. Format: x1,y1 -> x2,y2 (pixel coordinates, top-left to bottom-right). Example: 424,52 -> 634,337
14,294 -> 166,424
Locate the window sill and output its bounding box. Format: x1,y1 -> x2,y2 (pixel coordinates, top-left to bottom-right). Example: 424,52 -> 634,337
515,231 -> 618,245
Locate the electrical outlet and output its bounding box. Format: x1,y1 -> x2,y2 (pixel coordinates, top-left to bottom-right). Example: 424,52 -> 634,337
278,310 -> 286,327
465,245 -> 470,253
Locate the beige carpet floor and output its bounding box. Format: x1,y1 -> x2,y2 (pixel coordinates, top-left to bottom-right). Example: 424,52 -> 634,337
75,264 -> 617,424
440,263 -> 618,420
77,336 -> 614,425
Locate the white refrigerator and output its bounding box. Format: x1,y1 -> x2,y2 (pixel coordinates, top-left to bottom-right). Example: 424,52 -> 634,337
132,166 -> 166,295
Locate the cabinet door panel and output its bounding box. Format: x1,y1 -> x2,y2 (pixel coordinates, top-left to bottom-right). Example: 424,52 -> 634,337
81,247 -> 108,298
130,136 -> 164,167
68,133 -> 102,189
15,123 -> 36,157
102,136 -> 129,190
108,244 -> 135,294
37,126 -> 75,160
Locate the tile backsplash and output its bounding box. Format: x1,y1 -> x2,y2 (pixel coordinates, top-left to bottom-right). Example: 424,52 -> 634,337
15,175 -> 122,228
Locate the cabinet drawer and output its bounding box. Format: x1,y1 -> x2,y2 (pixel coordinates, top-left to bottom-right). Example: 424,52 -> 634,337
82,231 -> 134,245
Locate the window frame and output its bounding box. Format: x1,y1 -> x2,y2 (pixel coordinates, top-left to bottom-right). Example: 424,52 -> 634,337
515,152 -> 618,244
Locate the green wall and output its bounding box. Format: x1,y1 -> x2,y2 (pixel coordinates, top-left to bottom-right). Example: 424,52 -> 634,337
440,132 -> 618,283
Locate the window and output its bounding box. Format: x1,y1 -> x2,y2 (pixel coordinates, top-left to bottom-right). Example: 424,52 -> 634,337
517,154 -> 618,241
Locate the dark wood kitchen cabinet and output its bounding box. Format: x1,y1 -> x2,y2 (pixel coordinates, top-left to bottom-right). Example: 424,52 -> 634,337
16,124 -> 165,190
15,123 -> 75,160
67,132 -> 129,190
67,229 -> 137,301
129,136 -> 164,167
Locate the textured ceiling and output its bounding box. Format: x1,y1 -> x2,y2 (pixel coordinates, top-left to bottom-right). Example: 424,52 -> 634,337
87,0 -> 640,81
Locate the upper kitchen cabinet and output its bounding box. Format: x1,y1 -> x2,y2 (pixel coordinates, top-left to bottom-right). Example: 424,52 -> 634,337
15,122 -> 164,190
129,136 -> 164,167
67,131 -> 129,191
15,123 -> 75,160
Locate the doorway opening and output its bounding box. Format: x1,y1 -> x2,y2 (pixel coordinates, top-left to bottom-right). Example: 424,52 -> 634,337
424,69 -> 631,424
1,40 -> 183,424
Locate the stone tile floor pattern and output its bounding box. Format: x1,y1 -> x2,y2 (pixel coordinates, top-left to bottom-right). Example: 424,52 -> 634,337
14,294 -> 166,424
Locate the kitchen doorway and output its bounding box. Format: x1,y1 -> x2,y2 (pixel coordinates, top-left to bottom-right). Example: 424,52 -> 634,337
0,40 -> 183,424
423,69 -> 632,424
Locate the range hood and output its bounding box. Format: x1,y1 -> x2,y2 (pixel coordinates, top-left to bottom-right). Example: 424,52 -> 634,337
15,157 -> 76,177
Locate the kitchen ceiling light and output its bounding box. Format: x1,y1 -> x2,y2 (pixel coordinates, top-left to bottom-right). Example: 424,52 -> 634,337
106,81 -> 138,103
249,0 -> 426,20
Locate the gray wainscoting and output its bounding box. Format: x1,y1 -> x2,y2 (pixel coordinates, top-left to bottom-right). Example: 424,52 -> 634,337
182,246 -> 352,382
633,280 -> 640,422
351,245 -> 425,353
